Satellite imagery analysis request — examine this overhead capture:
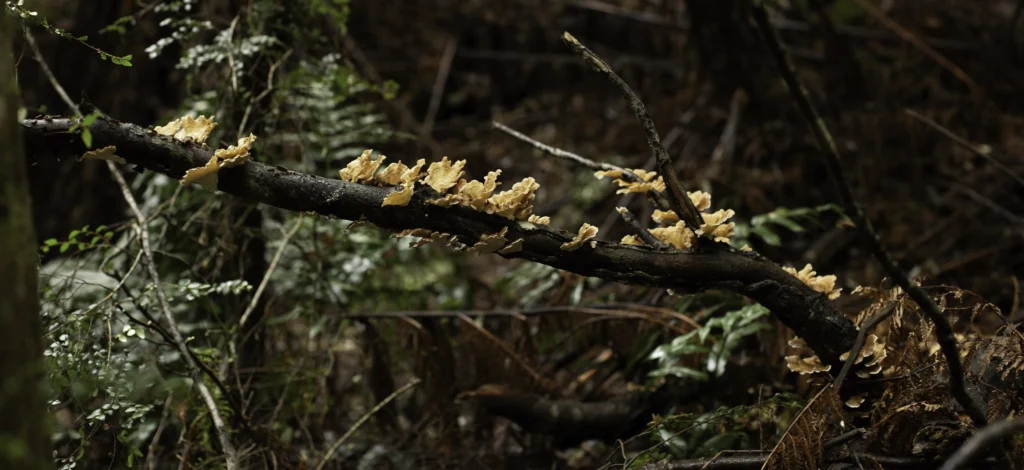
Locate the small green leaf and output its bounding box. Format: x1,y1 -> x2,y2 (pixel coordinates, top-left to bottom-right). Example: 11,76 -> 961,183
69,229 -> 80,240
82,113 -> 98,126
77,35 -> 89,41
96,225 -> 108,232
752,225 -> 781,246
44,238 -> 59,246
41,246 -> 50,253
81,128 -> 93,148
123,54 -> 132,61
59,243 -> 70,254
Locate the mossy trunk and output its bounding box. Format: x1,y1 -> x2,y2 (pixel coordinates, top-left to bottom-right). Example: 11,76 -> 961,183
0,14 -> 53,470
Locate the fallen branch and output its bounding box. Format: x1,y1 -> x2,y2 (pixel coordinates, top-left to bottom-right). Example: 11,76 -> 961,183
21,114 -> 857,369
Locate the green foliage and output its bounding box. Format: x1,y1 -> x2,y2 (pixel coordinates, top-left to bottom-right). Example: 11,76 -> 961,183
649,303 -> 770,380
67,112 -> 101,148
628,393 -> 805,465
5,1 -> 133,66
269,54 -> 402,165
731,204 -> 844,247
40,224 -> 115,254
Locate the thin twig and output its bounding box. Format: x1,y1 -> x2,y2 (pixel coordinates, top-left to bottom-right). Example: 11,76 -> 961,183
316,378 -> 421,470
493,120 -> 671,211
238,49 -> 292,140
822,428 -> 867,450
23,26 -> 77,116
834,303 -> 896,391
493,121 -> 627,174
111,167 -> 240,469
939,417 -> 1024,470
422,37 -> 457,137
239,214 -> 304,327
904,109 -> 1024,189
456,313 -> 547,386
561,32 -> 704,232
24,25 -> 240,469
751,1 -> 990,430
616,207 -> 668,249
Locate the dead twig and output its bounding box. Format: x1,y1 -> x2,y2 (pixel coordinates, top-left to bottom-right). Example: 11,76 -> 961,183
422,37 -> 457,138
561,32 -> 704,232
904,109 -> 1024,189
616,207 -> 668,249
239,214 -> 305,327
316,378 -> 421,470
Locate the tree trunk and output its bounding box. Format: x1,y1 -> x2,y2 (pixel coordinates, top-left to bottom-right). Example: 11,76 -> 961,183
0,14 -> 53,470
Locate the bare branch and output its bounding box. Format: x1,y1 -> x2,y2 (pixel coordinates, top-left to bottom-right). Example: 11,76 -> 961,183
22,115 -> 859,368
561,32 -> 705,233
616,206 -> 668,249
940,417 -> 1024,470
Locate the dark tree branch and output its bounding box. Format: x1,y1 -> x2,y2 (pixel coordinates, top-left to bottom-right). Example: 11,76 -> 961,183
617,206 -> 669,249
561,32 -> 706,233
939,417 -> 1024,470
750,2 -> 989,430
21,115 -> 857,368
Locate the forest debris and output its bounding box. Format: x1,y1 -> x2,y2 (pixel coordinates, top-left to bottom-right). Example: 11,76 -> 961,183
78,146 -> 125,164
382,159 -> 427,207
784,264 -> 842,300
340,149 -> 385,184
424,157 -> 465,193
561,223 -> 598,251
154,115 -> 217,143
